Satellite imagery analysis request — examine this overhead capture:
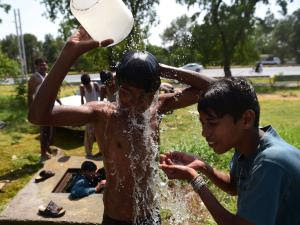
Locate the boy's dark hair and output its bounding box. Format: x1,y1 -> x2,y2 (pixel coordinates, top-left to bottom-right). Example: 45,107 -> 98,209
35,58 -> 48,66
198,78 -> 260,127
81,161 -> 97,172
109,62 -> 117,72
116,51 -> 161,93
100,71 -> 113,85
81,73 -> 91,86
99,70 -> 108,83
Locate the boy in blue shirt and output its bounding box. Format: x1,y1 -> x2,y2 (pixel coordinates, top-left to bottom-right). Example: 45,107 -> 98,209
160,78 -> 300,225
70,161 -> 106,199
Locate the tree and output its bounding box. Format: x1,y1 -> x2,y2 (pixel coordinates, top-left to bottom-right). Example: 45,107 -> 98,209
161,15 -> 202,66
43,34 -> 64,66
190,22 -> 221,66
0,50 -> 19,81
0,34 -> 19,60
0,1 -> 10,23
291,9 -> 300,63
177,0 -> 292,77
272,16 -> 294,63
23,34 -> 43,73
39,0 -> 160,67
40,0 -> 159,43
254,9 -> 300,64
146,44 -> 171,65
253,11 -> 278,56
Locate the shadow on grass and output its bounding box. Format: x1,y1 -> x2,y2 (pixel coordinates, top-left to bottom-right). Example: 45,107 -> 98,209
0,163 -> 43,181
53,127 -> 84,150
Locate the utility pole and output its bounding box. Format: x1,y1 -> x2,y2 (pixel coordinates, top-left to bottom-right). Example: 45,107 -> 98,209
14,9 -> 27,79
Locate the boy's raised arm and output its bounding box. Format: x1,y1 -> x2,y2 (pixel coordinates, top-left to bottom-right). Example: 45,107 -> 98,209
158,64 -> 216,114
28,27 -> 113,126
159,64 -> 216,91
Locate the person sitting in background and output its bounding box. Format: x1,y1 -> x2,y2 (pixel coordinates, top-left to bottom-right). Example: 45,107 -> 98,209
69,161 -> 106,199
100,71 -> 117,102
255,61 -> 263,73
80,73 -> 101,157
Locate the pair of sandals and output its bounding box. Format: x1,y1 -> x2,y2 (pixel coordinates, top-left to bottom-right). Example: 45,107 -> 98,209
35,170 -> 55,183
38,200 -> 65,218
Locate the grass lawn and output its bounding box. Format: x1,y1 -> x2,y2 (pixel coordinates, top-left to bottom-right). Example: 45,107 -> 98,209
0,84 -> 299,224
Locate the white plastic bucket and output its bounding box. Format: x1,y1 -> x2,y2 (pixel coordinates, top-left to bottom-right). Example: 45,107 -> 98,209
70,0 -> 134,46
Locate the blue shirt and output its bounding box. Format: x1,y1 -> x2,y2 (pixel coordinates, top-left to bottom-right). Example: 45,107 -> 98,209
69,174 -> 96,199
230,125 -> 300,225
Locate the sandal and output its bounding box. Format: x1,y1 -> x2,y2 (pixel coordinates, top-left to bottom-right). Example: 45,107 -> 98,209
35,170 -> 55,183
38,201 -> 65,218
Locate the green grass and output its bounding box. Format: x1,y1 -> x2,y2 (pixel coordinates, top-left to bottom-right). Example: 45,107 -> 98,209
0,84 -> 300,224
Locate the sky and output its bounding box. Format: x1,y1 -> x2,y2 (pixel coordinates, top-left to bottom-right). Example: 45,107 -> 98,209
0,0 -> 299,46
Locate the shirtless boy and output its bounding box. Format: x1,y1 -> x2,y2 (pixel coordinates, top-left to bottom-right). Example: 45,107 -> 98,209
28,27 -> 213,224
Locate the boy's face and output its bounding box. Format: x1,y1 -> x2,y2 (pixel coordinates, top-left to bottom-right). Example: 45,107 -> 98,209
82,170 -> 96,182
36,62 -> 48,74
199,109 -> 244,154
118,84 -> 156,113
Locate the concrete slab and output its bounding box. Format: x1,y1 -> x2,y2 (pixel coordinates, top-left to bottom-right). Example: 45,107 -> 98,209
0,156 -> 104,225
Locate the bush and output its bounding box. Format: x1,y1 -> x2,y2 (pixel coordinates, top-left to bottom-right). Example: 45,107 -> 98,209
0,51 -> 20,81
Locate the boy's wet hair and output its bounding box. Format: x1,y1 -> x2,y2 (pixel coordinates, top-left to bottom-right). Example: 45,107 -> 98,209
116,51 -> 161,93
81,73 -> 91,86
81,161 -> 97,172
198,78 -> 260,127
35,58 -> 48,66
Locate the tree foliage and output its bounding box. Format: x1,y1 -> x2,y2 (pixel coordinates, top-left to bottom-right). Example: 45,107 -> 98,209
176,0 -> 292,77
39,0 -> 159,41
0,0 -> 11,23
43,34 -> 64,66
254,8 -> 300,64
39,0 -> 159,66
161,15 -> 203,67
23,34 -> 43,73
0,34 -> 19,60
0,50 -> 19,81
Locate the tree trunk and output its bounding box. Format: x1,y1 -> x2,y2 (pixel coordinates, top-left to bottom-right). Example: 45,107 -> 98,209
224,61 -> 232,77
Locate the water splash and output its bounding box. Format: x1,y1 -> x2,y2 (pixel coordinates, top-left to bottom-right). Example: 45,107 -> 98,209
125,94 -> 161,224
111,91 -> 196,224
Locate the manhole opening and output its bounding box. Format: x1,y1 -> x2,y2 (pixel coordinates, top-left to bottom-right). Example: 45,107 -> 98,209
53,168 -> 80,193
52,167 -> 106,193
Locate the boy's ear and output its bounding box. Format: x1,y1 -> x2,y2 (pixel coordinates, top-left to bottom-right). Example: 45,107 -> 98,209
241,109 -> 256,129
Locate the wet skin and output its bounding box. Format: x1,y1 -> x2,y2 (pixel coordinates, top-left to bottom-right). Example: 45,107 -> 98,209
94,85 -> 160,221
28,27 -> 214,223
91,84 -> 202,221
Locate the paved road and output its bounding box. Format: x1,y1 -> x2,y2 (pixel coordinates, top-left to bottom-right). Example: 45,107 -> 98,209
201,66 -> 300,77
2,66 -> 300,85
